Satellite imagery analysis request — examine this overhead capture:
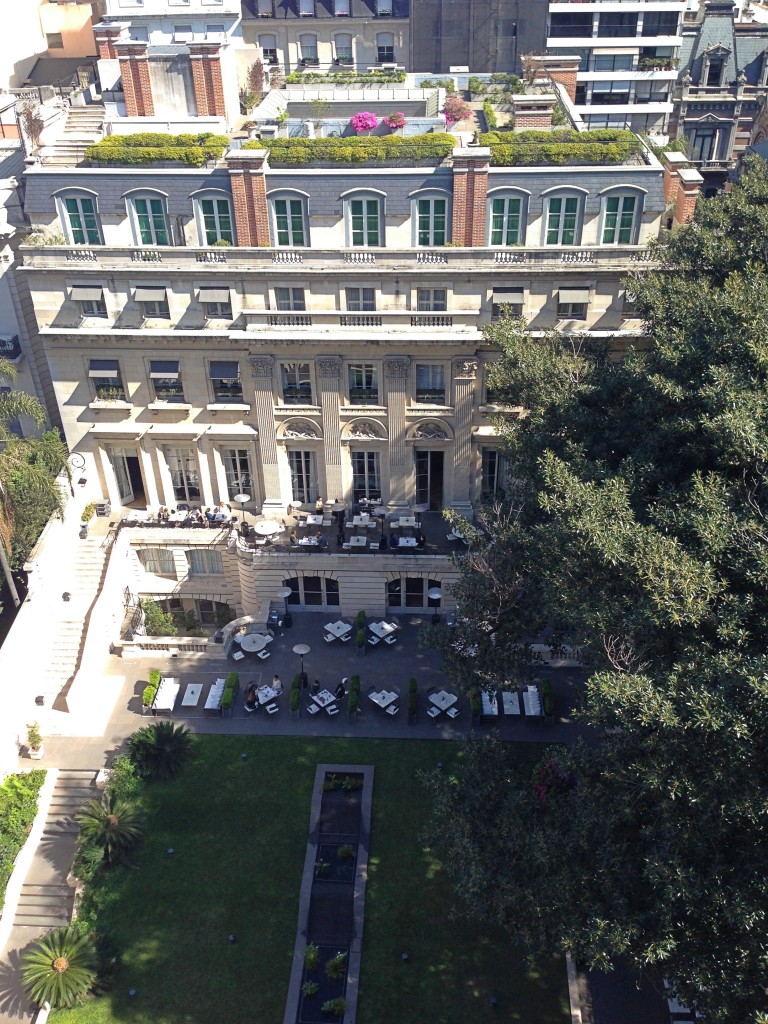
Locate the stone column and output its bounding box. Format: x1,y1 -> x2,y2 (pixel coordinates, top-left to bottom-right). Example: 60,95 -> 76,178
451,358 -> 478,518
195,436 -> 215,507
137,440 -> 160,509
189,42 -> 226,118
384,357 -> 410,510
115,41 -> 154,118
154,445 -> 176,507
316,357 -> 343,501
226,150 -> 271,247
248,355 -> 282,513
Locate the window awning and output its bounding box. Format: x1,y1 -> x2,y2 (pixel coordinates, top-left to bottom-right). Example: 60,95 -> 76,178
493,287 -> 524,296
71,286 -> 104,301
210,360 -> 239,378
135,287 -> 167,302
199,287 -> 231,303
558,288 -> 590,304
150,360 -> 180,379
88,360 -> 119,378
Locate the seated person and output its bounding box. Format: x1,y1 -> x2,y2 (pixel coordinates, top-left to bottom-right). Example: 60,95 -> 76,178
389,533 -> 398,549
244,684 -> 258,710
416,531 -> 427,549
289,529 -> 298,544
310,678 -> 320,695
334,681 -> 346,700
317,536 -> 328,550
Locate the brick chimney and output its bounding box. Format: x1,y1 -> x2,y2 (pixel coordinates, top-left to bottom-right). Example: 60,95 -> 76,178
188,41 -> 226,118
115,40 -> 154,118
672,167 -> 704,228
661,150 -> 691,208
93,21 -> 126,61
511,93 -> 555,130
226,150 -> 271,246
451,147 -> 491,246
527,54 -> 581,104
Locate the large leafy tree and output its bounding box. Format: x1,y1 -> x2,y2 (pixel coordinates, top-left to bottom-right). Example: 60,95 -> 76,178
0,357 -> 68,607
429,157 -> 768,1023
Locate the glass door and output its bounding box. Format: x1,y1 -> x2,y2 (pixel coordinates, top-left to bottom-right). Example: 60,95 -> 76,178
110,447 -> 134,503
415,450 -> 444,510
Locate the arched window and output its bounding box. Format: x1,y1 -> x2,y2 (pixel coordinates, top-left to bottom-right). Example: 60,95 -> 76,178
334,32 -> 353,64
542,189 -> 585,246
486,189 -> 528,246
55,190 -> 103,245
599,189 -> 643,245
343,190 -> 385,247
269,191 -> 309,247
126,191 -> 170,246
193,190 -> 234,246
411,190 -> 450,246
300,33 -> 318,65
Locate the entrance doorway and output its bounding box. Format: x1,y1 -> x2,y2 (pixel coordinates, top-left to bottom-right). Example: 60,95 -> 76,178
415,450 -> 444,510
110,447 -> 146,505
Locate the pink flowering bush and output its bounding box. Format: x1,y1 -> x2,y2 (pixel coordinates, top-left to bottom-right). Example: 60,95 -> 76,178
383,111 -> 407,130
350,111 -> 379,133
442,94 -> 472,126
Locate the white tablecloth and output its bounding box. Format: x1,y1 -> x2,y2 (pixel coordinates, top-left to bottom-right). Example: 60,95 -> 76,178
325,620 -> 351,638
369,620 -> 397,639
398,537 -> 417,548
429,690 -> 457,711
369,690 -> 398,709
312,689 -> 336,708
237,633 -> 271,652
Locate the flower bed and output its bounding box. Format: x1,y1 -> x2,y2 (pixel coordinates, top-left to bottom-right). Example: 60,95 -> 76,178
85,133 -> 229,167
0,769 -> 46,912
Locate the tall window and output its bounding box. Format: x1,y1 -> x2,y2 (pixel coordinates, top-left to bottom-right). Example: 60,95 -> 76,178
386,576 -> 441,608
492,287 -> 524,320
275,287 -> 306,311
281,362 -> 312,404
61,195 -> 102,245
601,194 -> 637,244
377,31 -> 394,62
300,33 -> 318,62
150,360 -> 185,403
346,287 -> 376,311
545,195 -> 580,245
348,364 -> 378,405
196,195 -> 233,245
259,33 -> 278,63
348,197 -> 382,246
335,32 -> 353,63
167,448 -> 200,501
89,359 -> 125,401
352,451 -> 380,500
597,12 -> 637,36
488,195 -> 523,246
138,548 -> 176,575
416,196 -> 448,246
209,360 -> 243,402
272,196 -> 307,246
481,449 -> 507,495
335,0 -> 350,14
415,365 -> 445,404
188,549 -> 223,574
288,450 -> 317,503
283,574 -> 339,606
130,195 -> 169,246
417,288 -> 447,311
222,448 -> 252,494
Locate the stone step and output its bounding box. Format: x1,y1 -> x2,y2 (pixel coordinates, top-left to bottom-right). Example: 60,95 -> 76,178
16,885 -> 72,927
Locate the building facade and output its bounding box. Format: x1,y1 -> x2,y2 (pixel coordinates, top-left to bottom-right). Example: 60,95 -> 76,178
18,116 -> 701,619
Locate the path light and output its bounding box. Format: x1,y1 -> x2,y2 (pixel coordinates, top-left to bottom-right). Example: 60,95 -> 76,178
233,492 -> 250,523
241,753 -> 248,761
427,587 -> 443,625
128,988 -> 137,998
401,952 -> 410,963
229,934 -> 236,943
167,848 -> 174,855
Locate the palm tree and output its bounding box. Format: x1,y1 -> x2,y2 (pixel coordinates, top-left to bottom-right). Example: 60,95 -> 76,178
128,721 -> 193,781
21,925 -> 97,1009
75,792 -> 145,865
0,356 -> 69,607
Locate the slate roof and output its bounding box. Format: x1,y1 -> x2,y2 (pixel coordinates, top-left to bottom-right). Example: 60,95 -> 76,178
242,0 -> 409,20
680,1 -> 768,86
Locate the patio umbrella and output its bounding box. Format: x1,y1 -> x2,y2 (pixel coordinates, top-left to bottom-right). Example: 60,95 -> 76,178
253,520 -> 283,537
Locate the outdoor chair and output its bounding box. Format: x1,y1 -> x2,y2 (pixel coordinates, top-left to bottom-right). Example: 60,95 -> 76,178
447,707 -> 459,719
257,649 -> 271,660
266,703 -> 279,714
326,705 -> 340,716
307,703 -> 320,715
368,635 -> 380,646
243,703 -> 256,714
386,704 -> 399,716
324,633 -> 336,643
339,632 -> 351,642
384,635 -> 397,645
232,651 -> 245,662
427,706 -> 441,718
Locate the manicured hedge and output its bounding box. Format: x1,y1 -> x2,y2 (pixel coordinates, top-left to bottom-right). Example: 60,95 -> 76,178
540,678 -> 555,717
0,769 -> 46,912
284,70 -> 406,85
479,128 -> 642,166
250,133 -> 455,166
142,668 -> 162,708
220,671 -> 239,712
408,677 -> 417,717
85,132 -> 229,167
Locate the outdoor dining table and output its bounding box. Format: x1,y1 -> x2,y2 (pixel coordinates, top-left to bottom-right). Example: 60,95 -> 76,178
395,516 -> 418,528
153,677 -> 180,715
204,678 -> 226,714
369,690 -> 398,710
236,632 -> 272,653
312,689 -> 337,708
256,684 -> 281,705
299,536 -> 320,546
349,535 -> 368,548
429,689 -> 458,712
325,620 -> 352,638
523,688 -> 543,717
502,691 -> 521,715
168,510 -> 189,523
398,537 -> 418,548
305,513 -> 324,526
369,620 -> 397,639
349,515 -> 374,528
181,683 -> 202,707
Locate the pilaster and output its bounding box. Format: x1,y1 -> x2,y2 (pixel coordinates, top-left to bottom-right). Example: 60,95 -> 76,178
384,357 -> 410,509
195,437 -> 216,507
115,41 -> 154,118
317,357 -> 344,501
248,355 -> 282,511
451,358 -> 478,517
138,441 -> 160,509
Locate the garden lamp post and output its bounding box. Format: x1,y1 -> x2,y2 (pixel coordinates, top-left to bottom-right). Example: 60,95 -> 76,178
233,492 -> 250,523
427,587 -> 443,625
279,586 -> 292,618
293,643 -> 310,679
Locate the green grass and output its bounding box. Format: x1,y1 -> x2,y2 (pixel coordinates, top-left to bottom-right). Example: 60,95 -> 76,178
52,738 -> 569,1024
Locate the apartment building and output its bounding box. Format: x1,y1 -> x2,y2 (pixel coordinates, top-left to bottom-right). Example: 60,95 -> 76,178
17,94 -> 702,621
545,0 -> 685,131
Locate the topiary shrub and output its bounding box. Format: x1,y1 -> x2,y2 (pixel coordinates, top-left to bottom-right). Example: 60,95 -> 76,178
220,672 -> 239,711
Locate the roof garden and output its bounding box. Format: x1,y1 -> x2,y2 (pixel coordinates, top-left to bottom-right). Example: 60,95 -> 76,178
84,133 -> 230,167
479,129 -> 645,166
244,133 -> 456,165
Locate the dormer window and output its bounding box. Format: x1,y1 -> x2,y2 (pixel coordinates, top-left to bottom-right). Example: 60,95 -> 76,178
702,47 -> 729,88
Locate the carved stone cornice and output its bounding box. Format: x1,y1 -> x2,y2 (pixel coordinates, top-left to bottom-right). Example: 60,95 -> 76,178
317,357 -> 342,379
385,358 -> 410,380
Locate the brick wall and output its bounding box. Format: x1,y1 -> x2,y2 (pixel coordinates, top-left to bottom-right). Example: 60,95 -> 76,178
189,44 -> 226,119
514,110 -> 553,129
227,151 -> 271,246
451,149 -> 490,246
115,43 -> 154,118
94,25 -> 123,60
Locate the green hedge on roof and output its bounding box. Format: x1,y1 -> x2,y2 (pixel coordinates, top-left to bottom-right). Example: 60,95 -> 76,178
246,133 -> 455,165
479,128 -> 643,166
84,132 -> 229,167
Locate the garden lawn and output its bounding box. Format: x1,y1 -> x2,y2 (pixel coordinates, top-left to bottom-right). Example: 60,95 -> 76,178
52,737 -> 569,1024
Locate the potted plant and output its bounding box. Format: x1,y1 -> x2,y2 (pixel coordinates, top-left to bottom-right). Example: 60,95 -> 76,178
470,686 -> 482,720
347,688 -> 359,721
356,628 -> 366,656
384,111 -> 406,133
27,722 -> 44,759
274,109 -> 289,136
321,997 -> 347,1018
350,111 -> 379,135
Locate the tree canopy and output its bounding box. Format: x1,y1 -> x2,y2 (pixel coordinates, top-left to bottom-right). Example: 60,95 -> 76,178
429,157 -> 768,1023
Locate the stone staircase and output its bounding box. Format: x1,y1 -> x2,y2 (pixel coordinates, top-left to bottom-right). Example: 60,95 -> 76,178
14,770 -> 97,930
42,104 -> 105,166
36,537 -> 110,709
